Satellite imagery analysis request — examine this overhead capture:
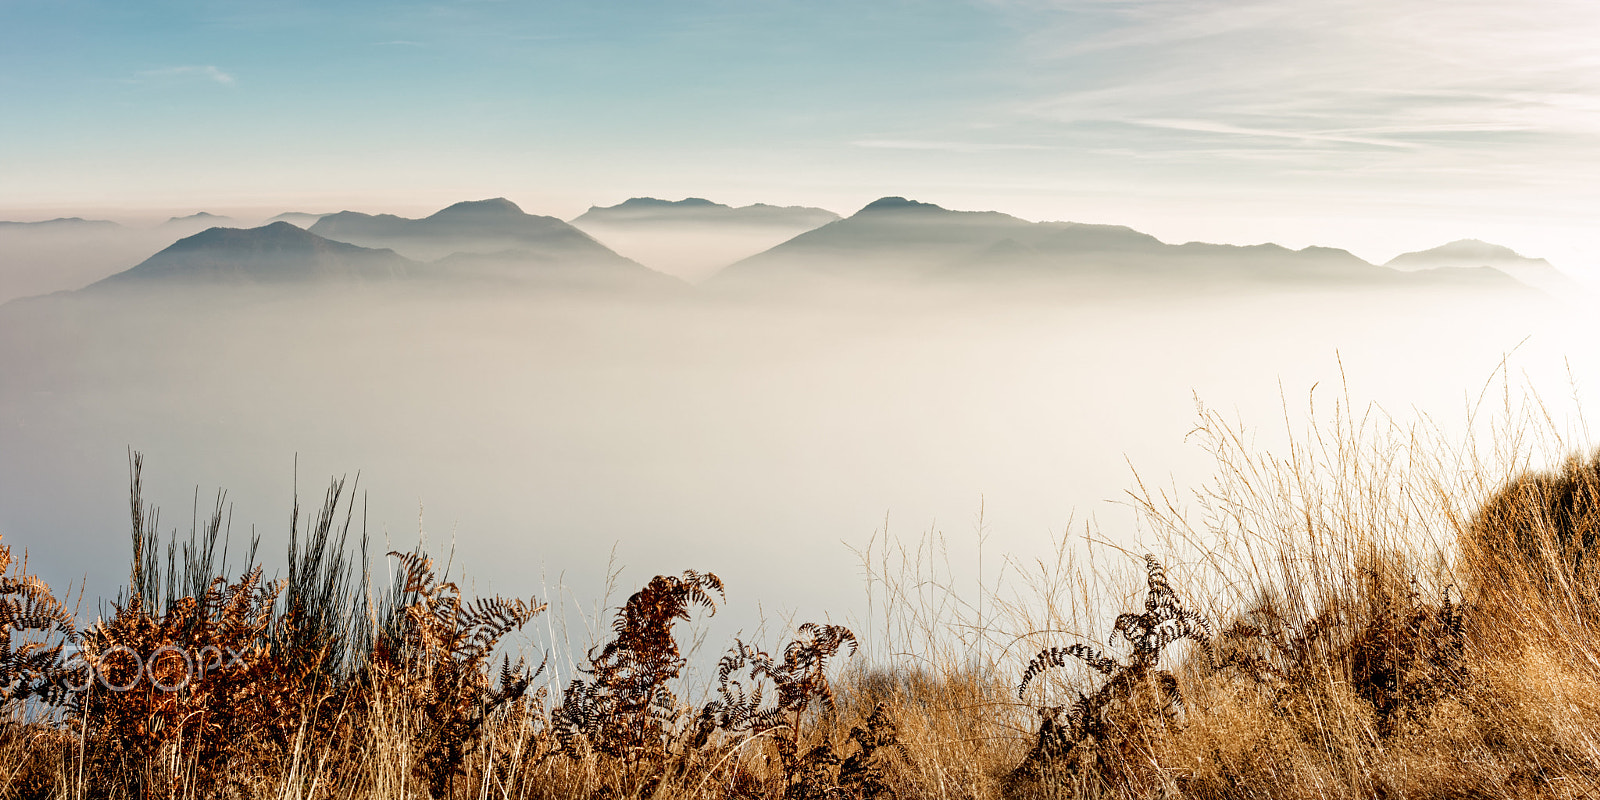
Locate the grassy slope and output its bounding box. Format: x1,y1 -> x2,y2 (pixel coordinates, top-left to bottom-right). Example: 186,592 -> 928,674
2,387 -> 1599,799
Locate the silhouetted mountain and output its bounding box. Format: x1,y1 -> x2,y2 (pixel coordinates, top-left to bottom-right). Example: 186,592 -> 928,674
74,221 -> 682,296
310,198 -> 639,266
88,222 -> 414,288
267,212 -> 329,229
572,197 -> 839,228
158,212 -> 240,240
1385,240 -> 1582,297
710,198 -> 1521,293
160,211 -> 237,234
0,217 -> 124,232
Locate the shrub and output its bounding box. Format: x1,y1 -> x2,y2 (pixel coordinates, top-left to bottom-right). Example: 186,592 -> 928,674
1462,449 -> 1600,610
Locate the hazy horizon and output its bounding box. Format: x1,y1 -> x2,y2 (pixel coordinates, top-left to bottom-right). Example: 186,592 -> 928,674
0,264 -> 1588,634
0,193 -> 1590,280
4,193 -> 1593,306
5,0 -> 1598,279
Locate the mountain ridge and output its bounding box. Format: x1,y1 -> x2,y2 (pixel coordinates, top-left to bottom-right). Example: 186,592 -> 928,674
310,198 -> 638,266
78,219 -> 683,295
7,197 -> 1551,302
572,197 -> 840,228
1385,238 -> 1582,298
88,221 -> 414,288
709,197 -> 1523,293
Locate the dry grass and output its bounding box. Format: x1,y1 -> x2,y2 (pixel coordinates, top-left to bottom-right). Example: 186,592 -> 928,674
3,377 -> 1600,798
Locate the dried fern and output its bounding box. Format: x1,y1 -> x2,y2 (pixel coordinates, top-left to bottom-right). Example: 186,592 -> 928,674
707,623 -> 859,743
552,570 -> 724,760
1008,555 -> 1211,796
0,536 -> 75,708
373,550 -> 547,795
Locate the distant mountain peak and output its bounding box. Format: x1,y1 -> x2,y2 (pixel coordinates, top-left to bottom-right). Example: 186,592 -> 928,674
1385,239 -> 1548,268
430,198 -> 527,219
571,198 -> 839,232
307,199 -> 646,266
1411,239 -> 1526,261
86,222 -> 414,288
266,211 -> 329,228
165,211 -> 227,224
858,197 -> 946,214
587,198 -> 731,214
245,220 -> 300,235
0,217 -> 122,229
622,197 -> 722,209
163,220 -> 352,251
1383,237 -> 1579,297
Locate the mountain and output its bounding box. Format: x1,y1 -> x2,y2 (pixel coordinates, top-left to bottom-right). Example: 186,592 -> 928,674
1385,240 -> 1583,297
0,217 -> 124,232
310,198 -> 638,265
77,220 -> 681,295
709,197 -> 1519,293
88,222 -> 415,288
164,211 -> 231,224
161,212 -> 238,237
572,197 -> 839,228
569,198 -> 841,282
267,212 -> 329,228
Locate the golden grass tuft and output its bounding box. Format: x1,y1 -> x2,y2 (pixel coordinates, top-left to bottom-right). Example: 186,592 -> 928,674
8,378 -> 1600,797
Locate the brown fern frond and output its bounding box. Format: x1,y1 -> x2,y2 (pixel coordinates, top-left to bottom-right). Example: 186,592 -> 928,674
1008,555 -> 1209,796
0,536 -> 76,707
552,570 -> 726,766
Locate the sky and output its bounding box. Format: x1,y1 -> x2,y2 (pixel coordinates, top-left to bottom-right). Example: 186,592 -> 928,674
4,0 -> 1599,270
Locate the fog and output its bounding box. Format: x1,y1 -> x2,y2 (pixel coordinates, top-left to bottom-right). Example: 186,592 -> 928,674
567,221 -> 834,282
1,275 -> 1590,656
0,213 -> 261,304
0,222 -> 161,304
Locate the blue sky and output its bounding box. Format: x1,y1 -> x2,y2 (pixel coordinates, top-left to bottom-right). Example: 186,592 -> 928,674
4,0 -> 1598,268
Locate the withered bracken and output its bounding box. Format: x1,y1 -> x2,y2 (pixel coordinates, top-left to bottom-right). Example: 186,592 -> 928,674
551,570 -> 724,763
706,623 -> 899,800
60,453 -> 548,798
373,551 -> 546,796
1006,555 -> 1212,798
0,534 -> 76,708
708,622 -> 859,743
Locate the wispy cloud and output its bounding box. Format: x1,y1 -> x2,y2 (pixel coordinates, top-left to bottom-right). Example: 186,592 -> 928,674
131,65 -> 237,87
851,139 -> 1053,153
990,0 -> 1600,177
1127,118 -> 1419,149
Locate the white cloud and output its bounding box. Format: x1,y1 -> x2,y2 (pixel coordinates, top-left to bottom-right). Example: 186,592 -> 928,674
132,65 -> 237,87
1128,118 -> 1419,149
851,139 -> 1053,153
995,0 -> 1600,163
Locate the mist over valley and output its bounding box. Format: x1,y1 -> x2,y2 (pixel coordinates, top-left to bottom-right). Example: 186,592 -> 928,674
0,195 -> 1585,638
